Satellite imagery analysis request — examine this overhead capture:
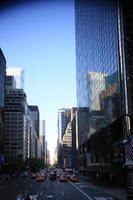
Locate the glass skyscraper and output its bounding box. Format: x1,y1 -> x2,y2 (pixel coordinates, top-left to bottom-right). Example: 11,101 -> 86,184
75,0 -> 133,167
0,49 -> 6,159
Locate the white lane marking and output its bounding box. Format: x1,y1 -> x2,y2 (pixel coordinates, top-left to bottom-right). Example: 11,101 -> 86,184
16,193 -> 22,198
79,185 -> 89,188
29,195 -> 38,200
16,193 -> 22,200
40,190 -> 43,196
16,194 -> 39,200
61,191 -> 64,196
69,181 -> 93,200
75,183 -> 81,185
94,197 -> 114,200
46,195 -> 54,198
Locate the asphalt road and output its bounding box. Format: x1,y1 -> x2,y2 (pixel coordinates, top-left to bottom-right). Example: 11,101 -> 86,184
0,175 -> 118,200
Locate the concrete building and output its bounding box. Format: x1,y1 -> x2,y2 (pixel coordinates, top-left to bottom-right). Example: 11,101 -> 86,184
57,108 -> 71,167
28,110 -> 37,159
62,108 -> 77,169
0,49 -> 6,163
58,108 -> 71,142
4,85 -> 29,161
62,122 -> 72,168
54,146 -> 58,166
45,141 -> 48,166
6,67 -> 24,90
39,120 -> 45,163
4,74 -> 40,161
5,75 -> 16,90
71,108 -> 78,169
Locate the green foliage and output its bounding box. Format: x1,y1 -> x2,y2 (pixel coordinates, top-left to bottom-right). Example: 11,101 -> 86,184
26,158 -> 44,172
1,158 -> 44,173
1,158 -> 26,173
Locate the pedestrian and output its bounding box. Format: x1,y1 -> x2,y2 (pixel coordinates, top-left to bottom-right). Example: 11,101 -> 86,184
25,190 -> 31,200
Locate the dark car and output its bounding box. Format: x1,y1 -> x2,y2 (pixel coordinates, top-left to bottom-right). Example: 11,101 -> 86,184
127,186 -> 133,199
49,172 -> 56,180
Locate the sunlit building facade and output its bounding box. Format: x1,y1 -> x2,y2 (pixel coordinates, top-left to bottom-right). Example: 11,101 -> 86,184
75,0 -> 133,171
57,108 -> 71,166
62,107 -> 78,169
39,120 -> 45,163
6,67 -> 24,90
4,87 -> 29,161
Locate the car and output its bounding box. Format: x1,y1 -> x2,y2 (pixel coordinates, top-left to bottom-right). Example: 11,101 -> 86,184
59,173 -> 67,182
70,175 -> 79,182
31,173 -> 36,179
20,171 -> 28,177
127,186 -> 133,199
36,175 -> 45,182
49,172 -> 56,180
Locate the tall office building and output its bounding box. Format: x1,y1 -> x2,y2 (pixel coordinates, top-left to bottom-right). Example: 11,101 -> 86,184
58,108 -> 71,142
0,49 -> 6,107
62,108 -> 77,169
57,108 -> 71,166
4,75 -> 39,161
6,68 -> 24,90
75,0 -> 133,169
0,49 -> 6,162
28,109 -> 38,159
5,75 -> 16,90
62,122 -> 72,168
29,106 -> 40,139
39,120 -> 45,163
4,80 -> 29,161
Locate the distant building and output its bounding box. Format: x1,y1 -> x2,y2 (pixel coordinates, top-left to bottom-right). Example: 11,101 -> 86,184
71,108 -> 78,169
57,108 -> 71,167
0,49 -> 6,161
58,108 -> 71,142
39,120 -> 45,150
62,122 -> 72,168
28,110 -> 37,159
45,141 -> 48,166
6,67 -> 24,90
39,120 -> 45,163
54,146 -> 58,166
62,108 -> 77,169
29,106 -> 40,139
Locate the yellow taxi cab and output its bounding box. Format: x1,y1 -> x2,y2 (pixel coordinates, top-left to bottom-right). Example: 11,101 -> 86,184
59,173 -> 67,182
70,175 -> 79,182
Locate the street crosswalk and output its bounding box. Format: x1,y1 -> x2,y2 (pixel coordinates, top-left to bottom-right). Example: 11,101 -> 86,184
16,193 -> 38,200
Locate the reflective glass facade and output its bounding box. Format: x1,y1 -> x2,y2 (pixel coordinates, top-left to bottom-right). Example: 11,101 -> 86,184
75,0 -> 121,146
0,49 -> 6,154
0,49 -> 6,107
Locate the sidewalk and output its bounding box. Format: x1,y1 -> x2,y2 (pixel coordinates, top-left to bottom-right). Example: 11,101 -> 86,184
79,175 -> 127,200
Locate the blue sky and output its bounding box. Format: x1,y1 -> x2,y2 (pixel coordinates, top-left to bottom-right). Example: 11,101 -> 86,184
0,0 -> 76,162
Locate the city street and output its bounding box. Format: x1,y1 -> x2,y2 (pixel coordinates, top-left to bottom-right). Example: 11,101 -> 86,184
0,176 -> 118,200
